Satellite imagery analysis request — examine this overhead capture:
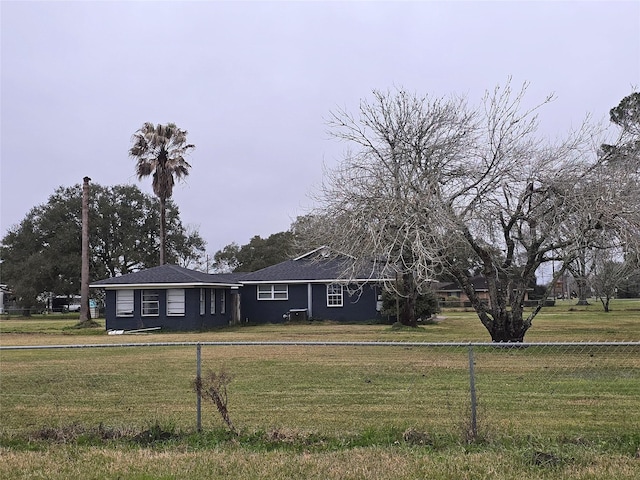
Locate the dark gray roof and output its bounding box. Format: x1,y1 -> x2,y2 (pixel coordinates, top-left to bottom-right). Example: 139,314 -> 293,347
91,264 -> 242,287
91,251 -> 393,288
435,276 -> 489,292
240,256 -> 391,283
434,275 -> 534,293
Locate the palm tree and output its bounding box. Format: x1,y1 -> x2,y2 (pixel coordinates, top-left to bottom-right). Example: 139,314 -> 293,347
129,122 -> 195,265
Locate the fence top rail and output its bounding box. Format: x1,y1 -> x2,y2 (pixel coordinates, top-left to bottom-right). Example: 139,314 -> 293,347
1,341 -> 639,350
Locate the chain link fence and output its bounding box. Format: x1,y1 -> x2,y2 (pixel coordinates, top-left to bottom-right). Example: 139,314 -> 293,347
1,342 -> 638,439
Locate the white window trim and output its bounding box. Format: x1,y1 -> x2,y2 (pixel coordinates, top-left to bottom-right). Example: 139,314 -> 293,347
220,290 -> 226,314
199,288 -> 205,316
167,288 -> 185,316
327,284 -> 344,307
142,290 -> 159,317
116,289 -> 134,317
257,284 -> 289,300
210,288 -> 216,314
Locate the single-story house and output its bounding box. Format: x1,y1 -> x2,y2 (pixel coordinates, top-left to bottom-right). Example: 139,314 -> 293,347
90,265 -> 244,331
434,275 -> 532,306
91,248 -> 394,331
434,276 -> 491,304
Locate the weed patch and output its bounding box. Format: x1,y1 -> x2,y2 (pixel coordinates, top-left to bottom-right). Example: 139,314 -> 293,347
402,427 -> 433,446
194,367 -> 237,435
27,423 -> 137,445
132,421 -> 180,445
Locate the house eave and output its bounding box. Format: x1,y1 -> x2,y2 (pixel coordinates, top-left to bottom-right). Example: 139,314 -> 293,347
240,278 -> 392,285
90,282 -> 242,290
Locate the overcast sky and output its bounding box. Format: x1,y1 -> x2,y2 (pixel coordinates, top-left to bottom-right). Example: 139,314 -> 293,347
2,1 -> 639,257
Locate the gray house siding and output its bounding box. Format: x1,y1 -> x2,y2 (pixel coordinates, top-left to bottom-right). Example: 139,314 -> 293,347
239,284 -> 308,323
311,283 -> 382,322
239,283 -> 383,323
104,288 -> 233,331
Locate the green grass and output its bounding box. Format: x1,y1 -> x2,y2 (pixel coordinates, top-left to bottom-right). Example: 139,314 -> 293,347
0,316 -> 106,335
1,298 -> 639,344
0,300 -> 639,478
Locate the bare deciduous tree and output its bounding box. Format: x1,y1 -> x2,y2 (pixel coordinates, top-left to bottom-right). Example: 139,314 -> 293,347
591,254 -> 635,313
303,83 -> 640,341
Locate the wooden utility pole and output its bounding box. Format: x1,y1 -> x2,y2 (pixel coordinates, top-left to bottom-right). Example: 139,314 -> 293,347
79,176 -> 91,322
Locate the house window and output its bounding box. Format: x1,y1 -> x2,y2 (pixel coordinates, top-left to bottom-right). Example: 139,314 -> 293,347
167,289 -> 185,316
116,289 -> 134,317
142,290 -> 159,316
220,290 -> 226,314
210,289 -> 216,314
257,284 -> 288,300
327,284 -> 343,307
200,288 -> 205,316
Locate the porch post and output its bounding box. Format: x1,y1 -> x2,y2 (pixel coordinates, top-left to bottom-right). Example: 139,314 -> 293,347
230,287 -> 240,325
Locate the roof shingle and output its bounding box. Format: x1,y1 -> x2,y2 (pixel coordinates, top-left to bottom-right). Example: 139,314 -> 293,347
91,264 -> 242,286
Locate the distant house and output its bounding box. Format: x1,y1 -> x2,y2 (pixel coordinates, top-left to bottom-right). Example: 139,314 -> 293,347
0,284 -> 11,315
434,276 -> 491,305
91,248 -> 394,331
434,275 -> 532,306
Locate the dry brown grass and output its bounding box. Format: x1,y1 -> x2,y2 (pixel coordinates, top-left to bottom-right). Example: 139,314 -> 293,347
1,444 -> 639,480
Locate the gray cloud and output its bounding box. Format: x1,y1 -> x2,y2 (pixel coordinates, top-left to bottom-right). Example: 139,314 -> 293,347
2,1 -> 638,253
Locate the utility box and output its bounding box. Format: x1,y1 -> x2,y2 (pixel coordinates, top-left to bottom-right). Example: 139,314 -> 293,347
288,308 -> 308,321
89,299 -> 99,318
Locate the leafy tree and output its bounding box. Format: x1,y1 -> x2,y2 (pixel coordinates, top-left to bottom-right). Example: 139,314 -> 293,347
212,231 -> 295,273
617,268 -> 640,298
1,187 -> 84,310
130,122 -> 195,265
380,286 -> 439,324
607,92 -> 640,140
301,83 -> 640,340
1,183 -> 205,308
211,243 -> 241,273
171,224 -> 208,270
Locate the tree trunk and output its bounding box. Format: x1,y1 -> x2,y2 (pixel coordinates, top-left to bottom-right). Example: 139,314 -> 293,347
460,268 -> 530,342
598,295 -> 611,312
159,197 -> 166,265
398,272 -> 417,327
574,276 -> 590,305
486,310 -> 529,343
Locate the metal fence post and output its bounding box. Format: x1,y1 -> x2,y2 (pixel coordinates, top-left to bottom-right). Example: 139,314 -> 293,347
468,344 -> 478,441
196,343 -> 202,432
